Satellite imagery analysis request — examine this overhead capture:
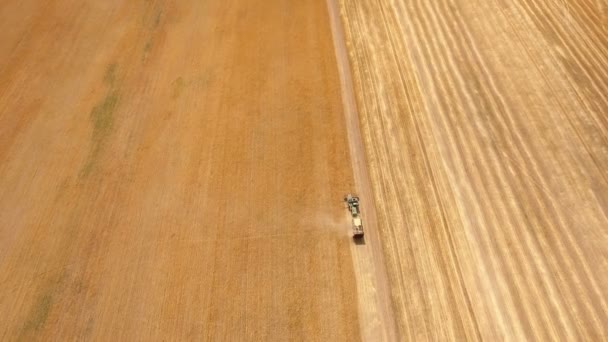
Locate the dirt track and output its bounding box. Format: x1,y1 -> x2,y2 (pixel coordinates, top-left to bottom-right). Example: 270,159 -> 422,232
340,0 -> 608,339
0,0 -> 371,340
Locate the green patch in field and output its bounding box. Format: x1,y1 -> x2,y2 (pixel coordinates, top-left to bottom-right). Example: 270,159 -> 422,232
104,63 -> 118,86
80,90 -> 120,178
91,91 -> 119,139
18,271 -> 66,340
153,9 -> 162,29
144,40 -> 153,54
172,76 -> 185,99
22,294 -> 52,333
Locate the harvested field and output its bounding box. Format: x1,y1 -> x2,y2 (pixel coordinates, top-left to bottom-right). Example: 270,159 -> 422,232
340,0 -> 608,340
0,0 -> 391,340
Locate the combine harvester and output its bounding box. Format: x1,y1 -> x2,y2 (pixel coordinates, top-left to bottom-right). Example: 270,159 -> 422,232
344,194 -> 364,239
